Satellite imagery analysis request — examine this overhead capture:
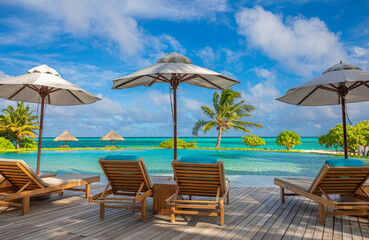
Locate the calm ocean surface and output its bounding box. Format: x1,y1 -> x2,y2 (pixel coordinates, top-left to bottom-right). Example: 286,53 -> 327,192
40,137 -> 333,150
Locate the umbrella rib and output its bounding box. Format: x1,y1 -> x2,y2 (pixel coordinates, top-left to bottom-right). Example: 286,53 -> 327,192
297,86 -> 319,105
365,83 -> 369,89
24,84 -> 40,93
329,84 -> 338,90
67,90 -> 83,104
49,88 -> 61,93
156,73 -> 171,82
317,85 -> 337,92
8,86 -> 26,100
178,74 -> 188,81
147,74 -> 170,83
217,75 -> 241,83
197,75 -> 224,90
180,74 -> 199,83
114,75 -> 146,89
147,75 -> 162,87
348,81 -> 368,91
48,93 -> 51,105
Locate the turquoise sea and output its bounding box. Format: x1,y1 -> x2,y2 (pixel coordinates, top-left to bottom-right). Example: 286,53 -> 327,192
40,137 -> 332,150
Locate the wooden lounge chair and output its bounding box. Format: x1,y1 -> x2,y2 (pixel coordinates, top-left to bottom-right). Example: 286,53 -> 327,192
90,155 -> 153,220
0,158 -> 100,215
275,164 -> 369,224
166,158 -> 230,226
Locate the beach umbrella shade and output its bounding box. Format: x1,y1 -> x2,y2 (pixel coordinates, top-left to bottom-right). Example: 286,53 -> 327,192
53,130 -> 78,147
0,65 -> 101,173
112,52 -> 240,159
100,129 -> 124,147
277,61 -> 369,158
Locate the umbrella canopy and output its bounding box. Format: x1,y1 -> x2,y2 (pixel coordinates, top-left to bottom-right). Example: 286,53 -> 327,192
0,65 -> 101,173
0,65 -> 100,105
54,130 -> 78,147
100,129 -> 124,147
112,52 -> 240,159
277,61 -> 369,158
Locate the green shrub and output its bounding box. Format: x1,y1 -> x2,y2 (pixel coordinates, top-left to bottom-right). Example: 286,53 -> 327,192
159,138 -> 198,149
0,137 -> 15,150
276,131 -> 302,150
241,134 -> 266,148
19,137 -> 37,149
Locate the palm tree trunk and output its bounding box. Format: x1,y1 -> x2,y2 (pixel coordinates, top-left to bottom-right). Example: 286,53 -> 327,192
215,128 -> 223,148
16,138 -> 20,149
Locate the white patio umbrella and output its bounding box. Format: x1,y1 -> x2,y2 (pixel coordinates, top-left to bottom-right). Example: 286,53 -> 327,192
277,61 -> 369,158
0,64 -> 101,173
112,52 -> 240,159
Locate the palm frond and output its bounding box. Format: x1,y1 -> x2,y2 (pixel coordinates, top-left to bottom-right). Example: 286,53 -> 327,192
201,106 -> 216,119
192,120 -> 214,137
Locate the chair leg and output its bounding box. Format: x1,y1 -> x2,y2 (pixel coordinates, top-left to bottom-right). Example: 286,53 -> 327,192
59,191 -> 64,196
220,202 -> 224,226
171,206 -> 175,223
227,191 -> 230,205
141,199 -> 146,220
189,195 -> 192,200
85,184 -> 90,198
318,203 -> 325,225
280,187 -> 285,204
22,196 -> 30,216
100,203 -> 105,219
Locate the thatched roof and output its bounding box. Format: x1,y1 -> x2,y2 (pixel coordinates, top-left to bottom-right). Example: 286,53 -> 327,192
100,129 -> 124,141
53,130 -> 78,142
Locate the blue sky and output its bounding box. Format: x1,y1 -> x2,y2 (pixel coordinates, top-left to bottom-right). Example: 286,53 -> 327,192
0,0 -> 369,138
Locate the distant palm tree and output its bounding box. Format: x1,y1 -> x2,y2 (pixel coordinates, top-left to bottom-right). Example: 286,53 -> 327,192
192,89 -> 262,148
0,102 -> 38,149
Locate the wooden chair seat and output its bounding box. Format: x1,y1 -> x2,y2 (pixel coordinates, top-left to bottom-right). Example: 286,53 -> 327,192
275,165 -> 369,225
90,157 -> 153,220
167,160 -> 230,226
0,159 -> 100,215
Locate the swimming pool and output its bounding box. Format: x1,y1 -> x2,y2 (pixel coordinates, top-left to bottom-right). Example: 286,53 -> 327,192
1,148 -> 362,177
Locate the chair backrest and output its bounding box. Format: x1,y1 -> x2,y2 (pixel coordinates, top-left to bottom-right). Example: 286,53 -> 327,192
172,160 -> 226,197
0,159 -> 47,190
308,165 -> 369,195
99,157 -> 152,193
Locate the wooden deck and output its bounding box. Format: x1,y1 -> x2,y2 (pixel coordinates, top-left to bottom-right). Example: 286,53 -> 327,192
0,184 -> 369,240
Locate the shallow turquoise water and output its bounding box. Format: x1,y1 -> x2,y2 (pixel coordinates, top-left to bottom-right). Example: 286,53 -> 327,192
40,137 -> 332,150
0,149 -> 359,178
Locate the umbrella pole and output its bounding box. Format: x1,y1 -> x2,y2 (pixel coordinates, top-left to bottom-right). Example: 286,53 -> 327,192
341,95 -> 348,159
173,84 -> 178,160
36,94 -> 46,174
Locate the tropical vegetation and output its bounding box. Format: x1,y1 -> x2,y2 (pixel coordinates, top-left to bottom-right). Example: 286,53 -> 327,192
276,131 -> 302,150
159,138 -> 198,149
241,134 -> 265,148
192,89 -> 262,148
0,102 -> 39,149
0,137 -> 15,150
319,121 -> 369,155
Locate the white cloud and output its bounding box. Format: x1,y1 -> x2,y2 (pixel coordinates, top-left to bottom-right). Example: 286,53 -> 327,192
197,47 -> 216,67
0,70 -> 10,78
1,0 -> 229,64
236,6 -> 347,76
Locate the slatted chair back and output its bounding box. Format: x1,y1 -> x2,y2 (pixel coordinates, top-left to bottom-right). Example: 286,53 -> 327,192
99,158 -> 152,193
172,160 -> 226,197
0,159 -> 46,190
309,165 -> 369,195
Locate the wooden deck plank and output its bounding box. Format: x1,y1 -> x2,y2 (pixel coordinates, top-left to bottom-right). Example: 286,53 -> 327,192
0,185 -> 368,240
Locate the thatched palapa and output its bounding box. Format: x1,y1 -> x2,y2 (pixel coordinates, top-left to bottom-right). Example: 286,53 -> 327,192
54,130 -> 78,147
100,129 -> 124,147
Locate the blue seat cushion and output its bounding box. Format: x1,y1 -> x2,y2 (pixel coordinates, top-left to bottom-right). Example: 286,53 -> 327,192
180,156 -> 217,164
104,155 -> 139,161
325,159 -> 365,167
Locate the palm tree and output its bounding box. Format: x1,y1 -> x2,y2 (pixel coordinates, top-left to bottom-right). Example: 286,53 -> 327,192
0,102 -> 39,149
192,89 -> 262,148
